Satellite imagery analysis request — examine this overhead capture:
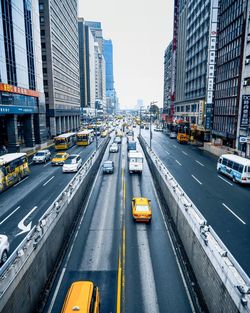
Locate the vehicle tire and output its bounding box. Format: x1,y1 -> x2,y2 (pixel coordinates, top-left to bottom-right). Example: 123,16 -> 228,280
232,176 -> 236,183
217,168 -> 221,174
1,250 -> 8,264
17,173 -> 21,182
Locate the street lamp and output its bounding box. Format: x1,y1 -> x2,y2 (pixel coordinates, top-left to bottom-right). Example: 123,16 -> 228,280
95,107 -> 98,151
149,101 -> 158,150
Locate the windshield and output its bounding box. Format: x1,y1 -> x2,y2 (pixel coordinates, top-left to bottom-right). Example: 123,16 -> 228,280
64,157 -> 77,164
35,152 -> 45,156
77,135 -> 88,140
55,154 -> 65,159
136,205 -> 150,212
104,163 -> 112,168
55,139 -> 67,144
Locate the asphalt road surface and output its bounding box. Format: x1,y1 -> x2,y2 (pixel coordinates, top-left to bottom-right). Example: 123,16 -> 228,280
141,128 -> 250,277
43,135 -> 195,313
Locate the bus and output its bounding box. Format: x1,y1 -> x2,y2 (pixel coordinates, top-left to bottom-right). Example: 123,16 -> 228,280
76,130 -> 94,146
0,153 -> 30,192
54,132 -> 76,150
217,154 -> 250,184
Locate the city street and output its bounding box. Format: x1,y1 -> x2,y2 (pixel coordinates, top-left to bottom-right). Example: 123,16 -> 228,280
43,136 -> 195,313
0,138 -> 104,253
141,128 -> 250,276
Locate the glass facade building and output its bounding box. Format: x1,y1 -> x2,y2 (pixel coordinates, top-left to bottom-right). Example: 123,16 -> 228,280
212,0 -> 247,147
163,41 -> 173,114
39,0 -> 80,136
0,0 -> 46,151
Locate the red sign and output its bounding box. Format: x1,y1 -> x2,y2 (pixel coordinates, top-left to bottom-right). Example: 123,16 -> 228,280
0,83 -> 40,98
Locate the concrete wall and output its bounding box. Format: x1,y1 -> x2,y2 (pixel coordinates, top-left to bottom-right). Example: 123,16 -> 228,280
0,139 -> 109,313
139,136 -> 250,313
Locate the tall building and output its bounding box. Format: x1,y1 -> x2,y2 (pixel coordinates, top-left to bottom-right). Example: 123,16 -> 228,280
78,18 -> 96,110
39,0 -> 80,136
213,0 -> 248,148
0,0 -> 46,152
163,42 -> 173,115
86,21 -> 106,112
174,0 -> 218,140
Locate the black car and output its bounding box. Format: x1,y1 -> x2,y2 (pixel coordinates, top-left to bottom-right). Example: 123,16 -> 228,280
103,160 -> 114,174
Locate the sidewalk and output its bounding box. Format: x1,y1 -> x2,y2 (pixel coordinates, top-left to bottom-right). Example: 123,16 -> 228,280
20,140 -> 54,157
200,142 -> 236,157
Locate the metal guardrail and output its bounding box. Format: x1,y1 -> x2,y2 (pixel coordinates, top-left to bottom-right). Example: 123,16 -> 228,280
0,139 -> 108,297
139,135 -> 250,311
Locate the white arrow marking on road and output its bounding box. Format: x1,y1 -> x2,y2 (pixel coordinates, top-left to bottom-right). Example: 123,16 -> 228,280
16,206 -> 37,236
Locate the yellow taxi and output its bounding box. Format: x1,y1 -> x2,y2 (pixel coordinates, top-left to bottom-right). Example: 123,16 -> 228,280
61,281 -> 100,313
51,152 -> 69,166
131,197 -> 152,222
101,130 -> 108,137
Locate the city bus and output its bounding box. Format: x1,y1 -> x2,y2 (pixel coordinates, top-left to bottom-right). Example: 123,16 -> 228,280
54,132 -> 76,150
217,154 -> 250,184
76,130 -> 94,146
0,153 -> 30,192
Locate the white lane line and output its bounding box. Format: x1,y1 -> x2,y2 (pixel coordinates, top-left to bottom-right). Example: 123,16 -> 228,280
218,175 -> 233,186
43,161 -> 51,167
43,176 -> 55,187
182,151 -> 188,156
151,178 -> 196,313
0,206 -> 21,225
173,144 -> 177,148
195,160 -> 204,167
14,176 -> 29,187
191,175 -> 202,185
47,268 -> 66,313
165,151 -> 170,155
175,160 -> 182,166
222,203 -> 246,225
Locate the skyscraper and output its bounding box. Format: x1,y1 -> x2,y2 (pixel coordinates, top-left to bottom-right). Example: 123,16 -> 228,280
0,0 -> 46,152
163,42 -> 173,116
39,0 -> 80,136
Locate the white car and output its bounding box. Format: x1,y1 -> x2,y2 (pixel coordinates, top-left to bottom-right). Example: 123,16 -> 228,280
0,235 -> 9,265
110,143 -> 119,153
170,132 -> 177,139
32,150 -> 51,164
62,154 -> 82,173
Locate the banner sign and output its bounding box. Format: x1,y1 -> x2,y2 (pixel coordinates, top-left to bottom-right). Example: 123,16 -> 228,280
240,95 -> 250,129
0,105 -> 38,115
0,83 -> 39,98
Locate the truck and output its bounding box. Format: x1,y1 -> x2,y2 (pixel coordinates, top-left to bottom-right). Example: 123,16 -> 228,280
177,133 -> 189,144
128,151 -> 143,174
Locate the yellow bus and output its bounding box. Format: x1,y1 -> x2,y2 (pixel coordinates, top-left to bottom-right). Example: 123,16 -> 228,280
61,281 -> 100,313
0,153 -> 30,192
54,132 -> 76,150
76,130 -> 94,146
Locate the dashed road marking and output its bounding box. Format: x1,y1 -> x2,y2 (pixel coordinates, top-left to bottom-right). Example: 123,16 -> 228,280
0,206 -> 21,225
222,203 -> 246,225
43,176 -> 55,187
175,160 -> 182,166
191,175 -> 202,185
218,175 -> 233,186
195,160 -> 204,167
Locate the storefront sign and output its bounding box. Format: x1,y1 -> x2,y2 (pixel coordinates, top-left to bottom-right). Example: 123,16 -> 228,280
0,83 -> 39,98
240,95 -> 250,129
0,105 -> 38,115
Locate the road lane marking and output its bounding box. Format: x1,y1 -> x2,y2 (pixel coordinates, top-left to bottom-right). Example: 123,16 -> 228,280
0,206 -> 21,225
151,183 -> 196,313
116,256 -> 122,313
16,206 -> 37,236
43,161 -> 51,167
195,160 -> 204,167
182,151 -> 188,156
165,151 -> 170,155
175,160 -> 182,166
191,175 -> 202,185
14,176 -> 29,187
222,203 -> 246,225
43,176 -> 55,187
218,175 -> 233,186
173,144 -> 177,148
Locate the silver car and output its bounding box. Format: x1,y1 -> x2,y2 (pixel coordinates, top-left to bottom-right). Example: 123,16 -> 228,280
0,235 -> 9,265
109,143 -> 119,153
32,150 -> 51,164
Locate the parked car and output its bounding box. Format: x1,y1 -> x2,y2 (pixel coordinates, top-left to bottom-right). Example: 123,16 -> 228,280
62,154 -> 82,173
103,160 -> 114,174
131,197 -> 152,222
0,235 -> 9,265
110,143 -> 119,153
32,150 -> 51,164
51,152 -> 69,166
170,132 -> 177,139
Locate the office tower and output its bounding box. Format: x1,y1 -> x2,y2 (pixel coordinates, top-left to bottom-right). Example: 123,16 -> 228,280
39,0 -> 80,136
0,0 -> 46,152
163,42 -> 173,116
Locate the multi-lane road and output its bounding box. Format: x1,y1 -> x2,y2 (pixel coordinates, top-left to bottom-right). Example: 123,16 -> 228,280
43,135 -> 195,313
141,128 -> 250,277
0,138 -> 104,253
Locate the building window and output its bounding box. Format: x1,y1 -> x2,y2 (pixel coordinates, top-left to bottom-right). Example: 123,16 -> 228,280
39,3 -> 44,11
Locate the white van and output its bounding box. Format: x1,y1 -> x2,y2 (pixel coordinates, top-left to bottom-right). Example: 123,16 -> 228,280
128,151 -> 143,174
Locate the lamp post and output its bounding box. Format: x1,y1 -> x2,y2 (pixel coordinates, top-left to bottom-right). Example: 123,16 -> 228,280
95,107 -> 98,151
139,106 -> 143,137
149,101 -> 158,150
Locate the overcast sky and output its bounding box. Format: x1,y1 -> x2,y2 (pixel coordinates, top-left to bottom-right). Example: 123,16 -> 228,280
78,0 -> 174,109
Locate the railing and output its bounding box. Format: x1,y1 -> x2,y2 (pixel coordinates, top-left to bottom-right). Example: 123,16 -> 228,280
139,135 -> 250,311
0,138 -> 108,298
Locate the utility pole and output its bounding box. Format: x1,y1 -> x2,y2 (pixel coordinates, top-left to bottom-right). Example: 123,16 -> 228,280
139,106 -> 142,137
95,108 -> 98,151
149,101 -> 158,150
